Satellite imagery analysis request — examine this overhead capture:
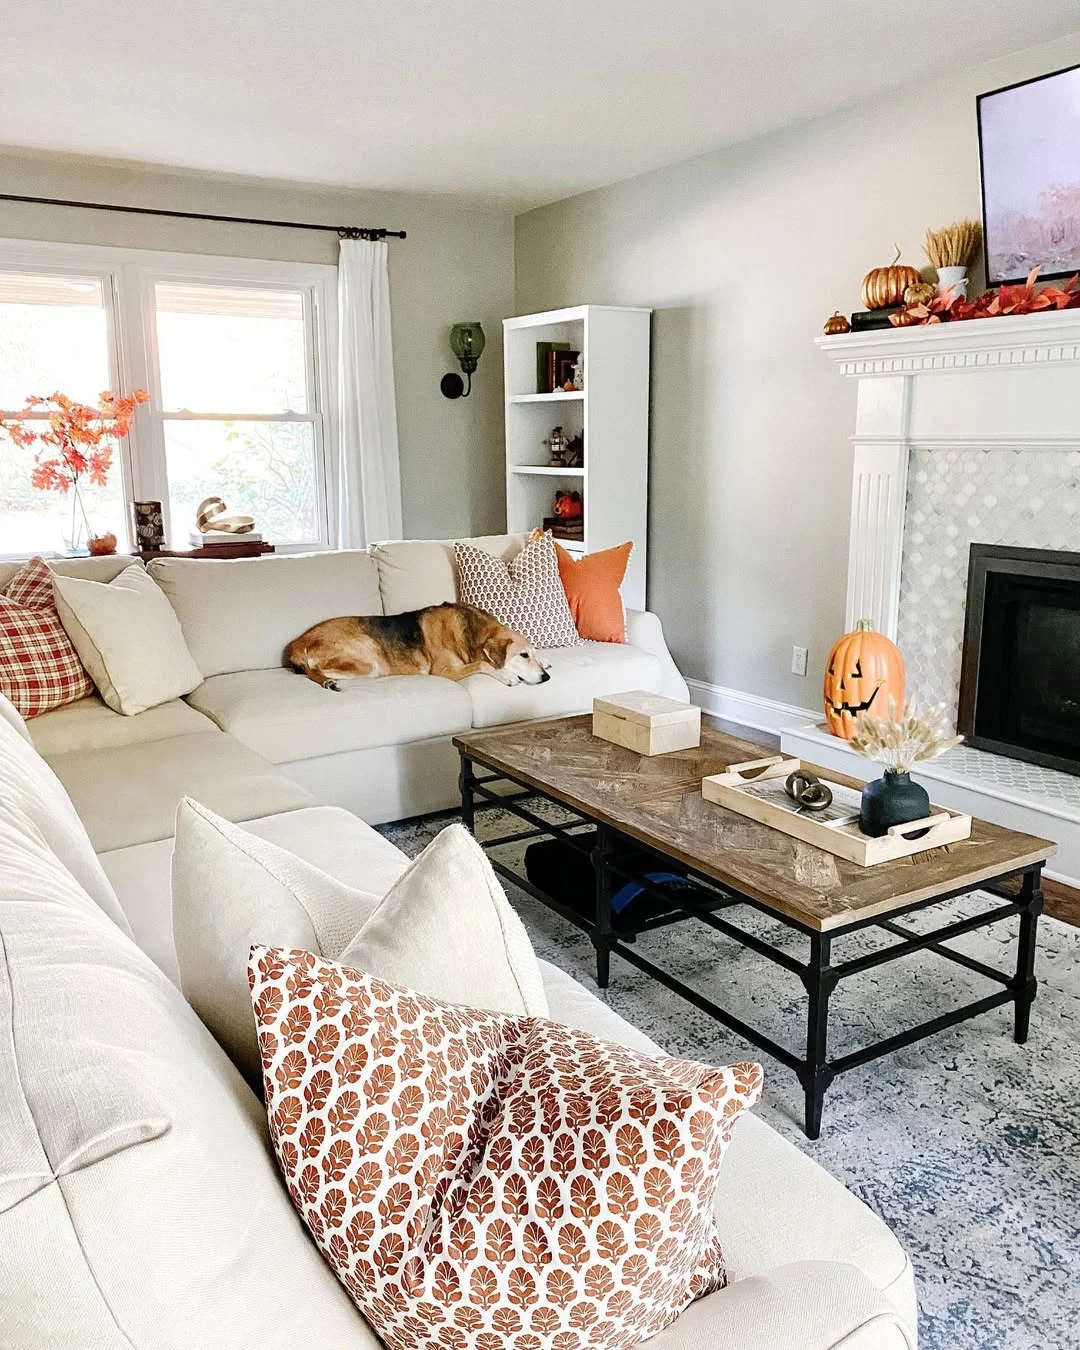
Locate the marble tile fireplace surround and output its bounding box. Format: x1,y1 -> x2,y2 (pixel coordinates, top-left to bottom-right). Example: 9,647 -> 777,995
781,311 -> 1080,887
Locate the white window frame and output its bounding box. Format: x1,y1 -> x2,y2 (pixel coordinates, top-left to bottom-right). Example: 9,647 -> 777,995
0,237 -> 339,556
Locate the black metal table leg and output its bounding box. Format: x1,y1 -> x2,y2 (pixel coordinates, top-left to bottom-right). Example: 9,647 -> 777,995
1012,865 -> 1043,1043
799,932 -> 837,1139
458,755 -> 475,834
591,825 -> 615,989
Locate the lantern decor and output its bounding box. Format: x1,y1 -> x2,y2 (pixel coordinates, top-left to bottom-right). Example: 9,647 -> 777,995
823,312 -> 851,335
848,700 -> 962,837
861,247 -> 923,311
823,620 -> 905,740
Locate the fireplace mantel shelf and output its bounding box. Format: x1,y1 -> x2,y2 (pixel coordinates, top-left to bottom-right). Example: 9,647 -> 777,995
817,308 -> 1080,376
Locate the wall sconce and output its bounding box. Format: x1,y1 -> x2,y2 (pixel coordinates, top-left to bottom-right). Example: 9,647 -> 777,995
441,322 -> 485,398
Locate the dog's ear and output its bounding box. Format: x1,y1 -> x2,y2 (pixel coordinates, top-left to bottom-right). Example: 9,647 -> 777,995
482,634 -> 512,669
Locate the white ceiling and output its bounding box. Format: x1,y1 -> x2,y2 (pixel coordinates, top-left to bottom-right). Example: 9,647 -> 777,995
2,1 -> 1077,210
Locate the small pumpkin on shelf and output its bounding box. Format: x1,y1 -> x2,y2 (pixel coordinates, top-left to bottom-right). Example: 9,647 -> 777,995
903,280 -> 936,307
861,247 -> 922,311
823,620 -> 905,740
823,311 -> 851,335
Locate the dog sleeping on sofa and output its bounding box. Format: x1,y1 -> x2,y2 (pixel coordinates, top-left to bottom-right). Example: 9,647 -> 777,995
285,602 -> 551,692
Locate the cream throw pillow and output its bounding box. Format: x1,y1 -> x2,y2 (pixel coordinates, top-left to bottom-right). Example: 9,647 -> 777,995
340,823 -> 549,1016
52,564 -> 202,715
172,804 -> 547,1087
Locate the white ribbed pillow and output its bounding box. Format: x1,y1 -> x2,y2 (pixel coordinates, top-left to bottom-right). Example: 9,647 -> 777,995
455,529 -> 582,648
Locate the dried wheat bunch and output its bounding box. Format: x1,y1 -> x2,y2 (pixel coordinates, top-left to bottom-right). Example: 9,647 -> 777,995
924,219 -> 982,270
849,699 -> 963,774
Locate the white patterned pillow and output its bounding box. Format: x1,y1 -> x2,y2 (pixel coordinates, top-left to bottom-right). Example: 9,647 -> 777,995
455,530 -> 582,648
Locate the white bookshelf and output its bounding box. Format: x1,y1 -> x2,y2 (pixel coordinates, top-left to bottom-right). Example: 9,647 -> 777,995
502,305 -> 651,609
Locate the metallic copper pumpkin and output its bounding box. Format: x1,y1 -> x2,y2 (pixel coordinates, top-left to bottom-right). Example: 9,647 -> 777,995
823,311 -> 851,335
903,280 -> 936,306
861,247 -> 922,310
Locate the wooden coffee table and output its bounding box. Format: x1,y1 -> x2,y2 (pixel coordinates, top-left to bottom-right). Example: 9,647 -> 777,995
454,715 -> 1055,1137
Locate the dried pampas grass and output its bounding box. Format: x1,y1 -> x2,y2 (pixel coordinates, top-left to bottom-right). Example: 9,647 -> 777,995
849,699 -> 963,774
924,219 -> 983,270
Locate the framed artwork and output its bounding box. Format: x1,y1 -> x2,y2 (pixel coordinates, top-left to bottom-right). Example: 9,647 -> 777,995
977,62 -> 1080,285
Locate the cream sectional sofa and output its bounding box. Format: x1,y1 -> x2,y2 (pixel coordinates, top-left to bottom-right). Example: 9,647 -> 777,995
4,535 -> 688,839
0,698 -> 918,1348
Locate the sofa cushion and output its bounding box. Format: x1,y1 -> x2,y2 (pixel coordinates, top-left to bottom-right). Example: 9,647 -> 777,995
0,799 -> 380,1348
0,704 -> 131,936
101,805 -> 411,987
0,557 -> 94,717
373,532 -> 528,614
27,693 -> 215,757
52,564 -> 203,716
462,639 -> 666,728
149,550 -> 383,678
251,946 -> 762,1350
173,798 -> 385,1085
186,667 -> 473,763
538,959 -> 918,1331
45,730 -> 315,853
340,822 -> 549,1016
456,530 -> 582,648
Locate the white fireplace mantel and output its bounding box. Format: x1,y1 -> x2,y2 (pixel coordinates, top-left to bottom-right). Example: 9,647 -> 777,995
817,309 -> 1080,637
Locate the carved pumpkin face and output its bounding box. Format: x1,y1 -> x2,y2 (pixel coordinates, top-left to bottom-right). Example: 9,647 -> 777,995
823,621 -> 906,739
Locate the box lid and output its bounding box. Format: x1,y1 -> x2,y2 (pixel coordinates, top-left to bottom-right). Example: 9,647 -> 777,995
593,690 -> 699,727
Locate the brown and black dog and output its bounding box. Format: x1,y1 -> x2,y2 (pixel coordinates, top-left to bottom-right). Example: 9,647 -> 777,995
284,602 -> 551,692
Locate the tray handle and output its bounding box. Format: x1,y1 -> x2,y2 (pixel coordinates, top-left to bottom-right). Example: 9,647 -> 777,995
714,755 -> 801,786
886,813 -> 952,840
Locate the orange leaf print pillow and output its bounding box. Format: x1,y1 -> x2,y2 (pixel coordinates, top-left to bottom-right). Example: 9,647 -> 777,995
250,946 -> 762,1350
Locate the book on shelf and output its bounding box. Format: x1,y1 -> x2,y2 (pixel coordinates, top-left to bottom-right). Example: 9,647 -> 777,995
536,340 -> 571,393
543,516 -> 584,540
849,309 -> 900,332
190,530 -> 264,546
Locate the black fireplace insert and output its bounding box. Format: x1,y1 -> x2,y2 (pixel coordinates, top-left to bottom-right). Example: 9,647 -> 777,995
958,544 -> 1080,776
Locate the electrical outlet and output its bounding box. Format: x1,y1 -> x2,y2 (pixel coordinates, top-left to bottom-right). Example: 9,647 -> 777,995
791,645 -> 808,677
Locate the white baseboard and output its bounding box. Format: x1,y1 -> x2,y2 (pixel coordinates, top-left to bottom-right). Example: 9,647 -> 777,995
686,679 -> 817,737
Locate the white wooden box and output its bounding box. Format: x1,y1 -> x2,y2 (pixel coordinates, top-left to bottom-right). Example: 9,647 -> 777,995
592,690 -> 701,756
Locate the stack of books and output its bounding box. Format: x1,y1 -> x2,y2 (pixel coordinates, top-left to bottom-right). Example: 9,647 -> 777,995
189,530 -> 264,547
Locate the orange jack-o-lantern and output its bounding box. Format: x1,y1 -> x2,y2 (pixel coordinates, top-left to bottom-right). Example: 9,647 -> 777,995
823,620 -> 905,738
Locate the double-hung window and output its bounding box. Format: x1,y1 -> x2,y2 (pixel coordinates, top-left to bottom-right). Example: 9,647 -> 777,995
0,241 -> 336,557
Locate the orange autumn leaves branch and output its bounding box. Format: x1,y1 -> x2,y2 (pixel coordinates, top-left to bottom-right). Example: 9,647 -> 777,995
0,389 -> 149,494
892,267 -> 1080,327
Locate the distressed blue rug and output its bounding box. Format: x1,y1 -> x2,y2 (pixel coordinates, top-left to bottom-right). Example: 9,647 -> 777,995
380,808 -> 1080,1350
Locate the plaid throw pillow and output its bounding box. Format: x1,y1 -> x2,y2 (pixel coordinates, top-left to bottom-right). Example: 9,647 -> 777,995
0,558 -> 94,717
455,530 -> 581,649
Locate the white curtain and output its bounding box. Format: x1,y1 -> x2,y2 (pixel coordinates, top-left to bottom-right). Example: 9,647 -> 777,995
335,238 -> 402,547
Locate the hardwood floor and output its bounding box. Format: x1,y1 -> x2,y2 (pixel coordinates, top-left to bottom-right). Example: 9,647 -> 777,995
718,719 -> 1079,930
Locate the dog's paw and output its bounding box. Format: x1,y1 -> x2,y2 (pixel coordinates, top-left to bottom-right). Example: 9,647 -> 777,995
325,679 -> 341,692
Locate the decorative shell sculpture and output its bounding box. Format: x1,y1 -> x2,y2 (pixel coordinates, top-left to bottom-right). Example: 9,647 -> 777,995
196,496 -> 255,534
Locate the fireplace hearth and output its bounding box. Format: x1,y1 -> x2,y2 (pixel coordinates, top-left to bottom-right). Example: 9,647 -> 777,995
958,545 -> 1080,777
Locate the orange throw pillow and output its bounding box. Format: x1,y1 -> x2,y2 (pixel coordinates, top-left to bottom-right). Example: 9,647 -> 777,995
554,541 -> 632,643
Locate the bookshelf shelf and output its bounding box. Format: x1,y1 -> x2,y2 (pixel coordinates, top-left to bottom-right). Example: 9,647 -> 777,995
512,465 -> 585,477
503,305 -> 651,609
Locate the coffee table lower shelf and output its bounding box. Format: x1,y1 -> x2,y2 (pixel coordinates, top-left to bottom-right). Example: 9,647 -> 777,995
458,755 -> 1044,1139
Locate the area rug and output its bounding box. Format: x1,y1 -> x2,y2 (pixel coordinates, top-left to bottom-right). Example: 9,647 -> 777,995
381,807 -> 1080,1350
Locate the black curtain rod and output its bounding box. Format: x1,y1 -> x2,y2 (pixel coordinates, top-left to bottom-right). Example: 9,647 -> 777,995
0,192 -> 405,240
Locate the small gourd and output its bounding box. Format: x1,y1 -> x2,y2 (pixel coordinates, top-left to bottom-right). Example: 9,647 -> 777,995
903,280 -> 936,306
823,311 -> 851,335
861,247 -> 922,311
824,620 -> 906,739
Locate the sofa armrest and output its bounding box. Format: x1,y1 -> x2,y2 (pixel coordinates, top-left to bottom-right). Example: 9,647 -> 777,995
624,608 -> 689,702
652,1261 -> 917,1349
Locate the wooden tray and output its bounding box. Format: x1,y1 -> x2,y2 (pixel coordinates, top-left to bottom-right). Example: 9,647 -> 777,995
701,756 -> 972,867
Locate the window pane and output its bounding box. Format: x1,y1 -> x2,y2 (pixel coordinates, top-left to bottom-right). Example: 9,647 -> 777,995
0,272 -> 109,409
0,272 -> 126,554
155,283 -> 309,413
164,420 -> 320,545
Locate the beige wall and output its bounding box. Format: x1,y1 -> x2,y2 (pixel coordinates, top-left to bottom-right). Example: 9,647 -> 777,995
515,33 -> 1080,710
0,150 -> 515,540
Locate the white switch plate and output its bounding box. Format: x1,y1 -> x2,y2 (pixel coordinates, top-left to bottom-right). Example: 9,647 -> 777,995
791,645 -> 808,677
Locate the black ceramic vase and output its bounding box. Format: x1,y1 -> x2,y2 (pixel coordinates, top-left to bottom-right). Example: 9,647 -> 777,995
859,770 -> 931,838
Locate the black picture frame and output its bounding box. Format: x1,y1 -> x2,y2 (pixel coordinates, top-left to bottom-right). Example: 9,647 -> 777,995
976,61 -> 1080,286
